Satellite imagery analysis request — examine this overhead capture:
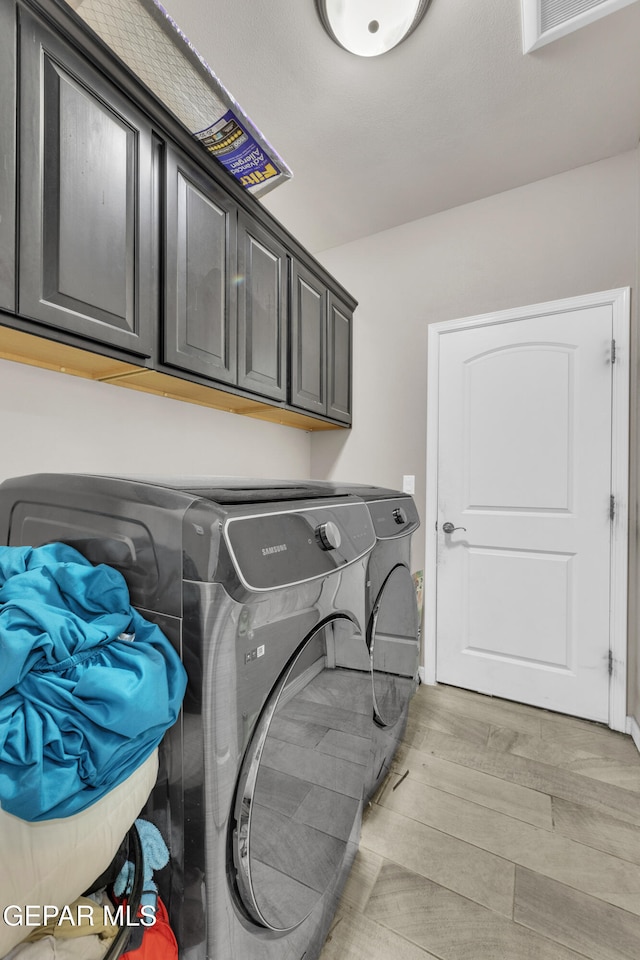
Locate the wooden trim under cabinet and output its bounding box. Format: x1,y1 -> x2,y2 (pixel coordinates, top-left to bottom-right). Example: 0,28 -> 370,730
0,326 -> 345,431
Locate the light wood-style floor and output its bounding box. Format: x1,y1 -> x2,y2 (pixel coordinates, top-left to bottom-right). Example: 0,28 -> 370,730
319,683 -> 640,960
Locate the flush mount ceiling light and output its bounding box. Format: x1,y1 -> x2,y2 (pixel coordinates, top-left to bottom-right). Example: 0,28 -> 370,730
316,0 -> 433,57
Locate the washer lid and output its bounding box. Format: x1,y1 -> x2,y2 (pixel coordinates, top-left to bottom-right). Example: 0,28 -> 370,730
113,476 -> 358,504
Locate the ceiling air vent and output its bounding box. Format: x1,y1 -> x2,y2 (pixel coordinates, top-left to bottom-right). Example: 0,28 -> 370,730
521,0 -> 639,51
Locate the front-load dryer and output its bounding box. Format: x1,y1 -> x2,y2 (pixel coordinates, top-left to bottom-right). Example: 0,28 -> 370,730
304,483 -> 421,799
0,474 -> 377,960
357,488 -> 421,798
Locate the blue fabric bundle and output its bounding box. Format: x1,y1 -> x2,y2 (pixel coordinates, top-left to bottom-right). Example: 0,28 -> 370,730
0,543 -> 187,821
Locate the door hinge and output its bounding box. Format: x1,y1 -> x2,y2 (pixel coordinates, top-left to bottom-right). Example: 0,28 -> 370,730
610,494 -> 615,522
608,649 -> 613,677
611,339 -> 616,363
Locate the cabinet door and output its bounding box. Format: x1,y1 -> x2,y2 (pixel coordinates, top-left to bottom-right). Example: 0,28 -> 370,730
164,145 -> 237,384
18,10 -> 154,356
237,214 -> 287,401
0,0 -> 15,313
327,293 -> 352,424
290,262 -> 326,415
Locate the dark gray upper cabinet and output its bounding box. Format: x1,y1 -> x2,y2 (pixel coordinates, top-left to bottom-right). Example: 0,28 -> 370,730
290,262 -> 353,423
0,0 -> 15,313
290,261 -> 327,416
237,213 -> 287,401
327,292 -> 352,424
18,9 -> 154,357
5,0 -> 355,427
164,144 -> 238,385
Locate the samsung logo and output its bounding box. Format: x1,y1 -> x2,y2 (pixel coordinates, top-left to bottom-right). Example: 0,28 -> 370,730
262,543 -> 288,556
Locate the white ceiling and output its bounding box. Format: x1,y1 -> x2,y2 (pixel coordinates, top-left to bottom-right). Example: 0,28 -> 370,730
160,0 -> 640,253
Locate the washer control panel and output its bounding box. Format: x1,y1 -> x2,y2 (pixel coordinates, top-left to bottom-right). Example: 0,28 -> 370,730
224,500 -> 375,591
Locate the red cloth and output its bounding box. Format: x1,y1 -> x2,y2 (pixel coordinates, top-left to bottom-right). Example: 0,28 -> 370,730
121,898 -> 178,960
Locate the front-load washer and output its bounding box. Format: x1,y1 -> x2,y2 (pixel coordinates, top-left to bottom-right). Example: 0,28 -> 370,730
0,474 -> 377,960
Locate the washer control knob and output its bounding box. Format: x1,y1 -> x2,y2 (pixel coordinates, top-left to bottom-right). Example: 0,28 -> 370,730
393,507 -> 407,525
315,521 -> 341,551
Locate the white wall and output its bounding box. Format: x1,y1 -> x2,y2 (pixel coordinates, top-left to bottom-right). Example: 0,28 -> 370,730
312,151 -> 639,579
4,150 -> 638,721
0,359 -> 312,481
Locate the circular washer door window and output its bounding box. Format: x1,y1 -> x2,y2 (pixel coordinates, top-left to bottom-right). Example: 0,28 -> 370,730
232,619 -> 372,932
369,564 -> 420,726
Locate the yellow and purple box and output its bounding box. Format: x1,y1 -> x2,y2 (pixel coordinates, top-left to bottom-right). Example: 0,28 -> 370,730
74,0 -> 292,197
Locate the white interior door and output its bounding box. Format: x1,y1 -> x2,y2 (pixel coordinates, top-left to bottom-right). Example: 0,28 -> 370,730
434,301 -> 620,722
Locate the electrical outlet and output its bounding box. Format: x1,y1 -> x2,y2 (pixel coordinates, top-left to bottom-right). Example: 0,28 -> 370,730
402,475 -> 415,494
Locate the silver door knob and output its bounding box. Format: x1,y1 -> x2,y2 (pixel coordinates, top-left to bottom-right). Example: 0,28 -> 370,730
442,521 -> 467,534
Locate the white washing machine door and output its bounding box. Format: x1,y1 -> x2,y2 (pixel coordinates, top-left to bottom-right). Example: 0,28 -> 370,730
231,619 -> 371,932
369,564 -> 420,727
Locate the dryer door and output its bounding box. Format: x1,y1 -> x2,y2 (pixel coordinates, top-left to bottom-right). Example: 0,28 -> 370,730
369,564 -> 420,726
232,619 -> 372,932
